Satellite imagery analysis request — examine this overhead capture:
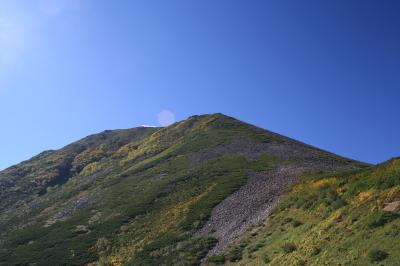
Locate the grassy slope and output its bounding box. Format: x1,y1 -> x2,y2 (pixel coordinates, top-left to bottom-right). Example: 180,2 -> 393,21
214,159 -> 400,266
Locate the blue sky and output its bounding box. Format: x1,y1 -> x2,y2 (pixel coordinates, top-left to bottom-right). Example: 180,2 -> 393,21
0,0 -> 399,170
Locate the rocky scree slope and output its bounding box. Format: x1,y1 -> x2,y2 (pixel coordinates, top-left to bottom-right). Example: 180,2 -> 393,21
0,114 -> 364,266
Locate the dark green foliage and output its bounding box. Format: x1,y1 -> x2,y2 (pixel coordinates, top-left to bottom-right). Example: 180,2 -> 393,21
262,253 -> 270,263
368,249 -> 389,262
127,236 -> 217,266
296,259 -> 306,266
247,242 -> 264,253
286,189 -> 346,217
282,217 -> 293,224
208,255 -> 226,264
377,175 -> 399,189
368,211 -> 400,228
292,219 -> 303,227
0,214 -> 99,265
282,242 -> 297,253
311,247 -> 321,256
226,242 -> 248,262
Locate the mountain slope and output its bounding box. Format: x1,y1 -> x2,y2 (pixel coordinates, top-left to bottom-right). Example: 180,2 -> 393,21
217,158 -> 400,266
0,127 -> 158,235
0,114 -> 366,265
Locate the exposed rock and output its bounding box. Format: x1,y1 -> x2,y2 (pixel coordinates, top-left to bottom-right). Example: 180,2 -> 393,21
44,195 -> 93,227
88,211 -> 102,224
196,166 -> 302,256
74,225 -> 90,234
383,201 -> 400,212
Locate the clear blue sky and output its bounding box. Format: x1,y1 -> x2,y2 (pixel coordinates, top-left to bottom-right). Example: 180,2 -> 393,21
1,0 -> 399,170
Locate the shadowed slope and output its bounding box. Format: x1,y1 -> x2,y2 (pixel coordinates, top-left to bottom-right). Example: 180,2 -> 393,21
0,127 -> 158,234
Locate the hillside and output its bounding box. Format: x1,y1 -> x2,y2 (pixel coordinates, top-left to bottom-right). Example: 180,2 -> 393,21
0,114 -> 368,265
216,159 -> 400,266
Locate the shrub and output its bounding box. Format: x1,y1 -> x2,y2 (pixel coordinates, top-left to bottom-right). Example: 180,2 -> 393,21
226,244 -> 246,262
282,217 -> 293,224
311,247 -> 321,256
292,220 -> 303,227
377,175 -> 400,189
248,242 -> 264,253
262,253 -> 270,263
296,259 -> 306,266
368,211 -> 400,228
368,249 -> 388,262
282,243 -> 297,253
208,255 -> 225,264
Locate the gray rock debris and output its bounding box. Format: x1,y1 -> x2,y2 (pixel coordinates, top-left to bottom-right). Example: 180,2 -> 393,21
195,166 -> 302,257
196,163 -> 355,259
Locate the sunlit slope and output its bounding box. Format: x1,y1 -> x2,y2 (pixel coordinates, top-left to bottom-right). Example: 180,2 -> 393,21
0,114 -> 363,265
217,159 -> 400,266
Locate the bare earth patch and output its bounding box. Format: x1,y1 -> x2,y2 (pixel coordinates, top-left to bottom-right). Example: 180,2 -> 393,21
383,201 -> 400,212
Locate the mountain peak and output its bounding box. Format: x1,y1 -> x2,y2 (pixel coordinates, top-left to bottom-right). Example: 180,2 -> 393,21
0,114 -> 374,265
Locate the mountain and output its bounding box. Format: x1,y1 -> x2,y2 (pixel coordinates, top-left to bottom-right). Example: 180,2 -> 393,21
0,113 -> 391,266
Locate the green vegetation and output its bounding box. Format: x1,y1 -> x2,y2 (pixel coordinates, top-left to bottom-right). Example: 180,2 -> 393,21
368,249 -> 389,262
223,159 -> 400,265
208,255 -> 226,264
368,211 -> 400,228
261,253 -> 270,263
180,156 -> 249,230
282,242 -> 297,253
225,242 -> 248,262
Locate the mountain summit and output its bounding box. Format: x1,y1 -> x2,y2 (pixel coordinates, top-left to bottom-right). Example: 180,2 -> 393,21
2,114 -> 398,265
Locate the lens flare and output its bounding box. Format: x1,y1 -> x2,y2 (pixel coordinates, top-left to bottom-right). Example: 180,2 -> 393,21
157,110 -> 175,127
